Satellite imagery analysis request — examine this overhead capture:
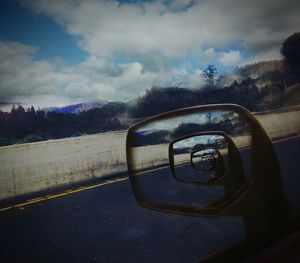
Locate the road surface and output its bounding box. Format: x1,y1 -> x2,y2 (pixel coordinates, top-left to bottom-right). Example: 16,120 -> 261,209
0,136 -> 299,262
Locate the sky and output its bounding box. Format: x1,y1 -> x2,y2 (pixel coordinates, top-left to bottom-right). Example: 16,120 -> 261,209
0,0 -> 299,109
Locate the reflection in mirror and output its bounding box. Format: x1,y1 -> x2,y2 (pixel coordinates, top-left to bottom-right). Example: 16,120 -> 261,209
127,104 -> 291,252
170,134 -> 228,183
191,148 -> 218,172
127,108 -> 251,211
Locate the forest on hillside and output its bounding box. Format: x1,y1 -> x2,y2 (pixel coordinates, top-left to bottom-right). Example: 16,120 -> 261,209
0,102 -> 128,146
0,33 -> 299,146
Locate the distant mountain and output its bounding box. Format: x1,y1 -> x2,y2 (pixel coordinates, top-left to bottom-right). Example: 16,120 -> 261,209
44,100 -> 108,114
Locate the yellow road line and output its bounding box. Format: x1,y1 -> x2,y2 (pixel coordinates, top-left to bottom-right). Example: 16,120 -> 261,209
2,134 -> 298,213
0,177 -> 128,212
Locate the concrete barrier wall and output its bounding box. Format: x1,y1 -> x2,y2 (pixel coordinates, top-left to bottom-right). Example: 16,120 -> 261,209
256,108 -> 300,139
0,107 -> 300,201
0,132 -> 127,200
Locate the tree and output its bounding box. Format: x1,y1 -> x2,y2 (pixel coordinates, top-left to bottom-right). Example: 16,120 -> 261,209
281,32 -> 300,78
202,65 -> 221,89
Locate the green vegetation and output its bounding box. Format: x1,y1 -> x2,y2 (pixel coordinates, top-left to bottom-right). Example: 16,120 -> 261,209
23,134 -> 43,143
0,137 -> 11,147
1,33 -> 299,146
0,102 -> 128,145
281,32 -> 300,78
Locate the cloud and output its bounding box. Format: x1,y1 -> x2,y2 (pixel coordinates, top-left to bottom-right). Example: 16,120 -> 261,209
167,0 -> 195,12
23,0 -> 300,60
0,41 -> 67,101
0,41 -> 37,59
0,41 -> 205,107
200,48 -> 217,62
2,0 -> 299,107
218,50 -> 241,66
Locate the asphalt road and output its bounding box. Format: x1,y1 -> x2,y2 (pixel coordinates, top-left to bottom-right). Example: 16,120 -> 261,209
0,136 -> 299,263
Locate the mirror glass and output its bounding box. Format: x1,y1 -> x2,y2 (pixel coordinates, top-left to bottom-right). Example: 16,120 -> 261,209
127,108 -> 252,211
170,134 -> 228,183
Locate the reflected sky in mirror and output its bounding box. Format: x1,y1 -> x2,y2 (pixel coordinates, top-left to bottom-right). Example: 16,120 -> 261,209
134,110 -> 246,138
136,111 -> 229,133
173,135 -> 225,150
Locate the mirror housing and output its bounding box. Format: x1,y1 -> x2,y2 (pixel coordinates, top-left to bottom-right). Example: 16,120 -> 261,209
126,104 -> 289,235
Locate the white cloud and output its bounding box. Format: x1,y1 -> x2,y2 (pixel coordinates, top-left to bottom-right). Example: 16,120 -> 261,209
23,0 -> 300,60
0,41 -> 37,59
0,41 -> 67,101
0,41 -> 205,107
218,50 -> 241,66
200,48 -> 217,62
2,0 -> 300,106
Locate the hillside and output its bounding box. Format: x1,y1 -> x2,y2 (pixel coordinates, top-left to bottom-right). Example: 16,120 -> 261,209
237,60 -> 284,80
1,59 -> 299,147
44,101 -> 108,114
130,60 -> 299,117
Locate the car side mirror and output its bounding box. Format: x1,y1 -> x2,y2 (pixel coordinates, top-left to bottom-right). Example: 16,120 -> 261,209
126,104 -> 289,235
